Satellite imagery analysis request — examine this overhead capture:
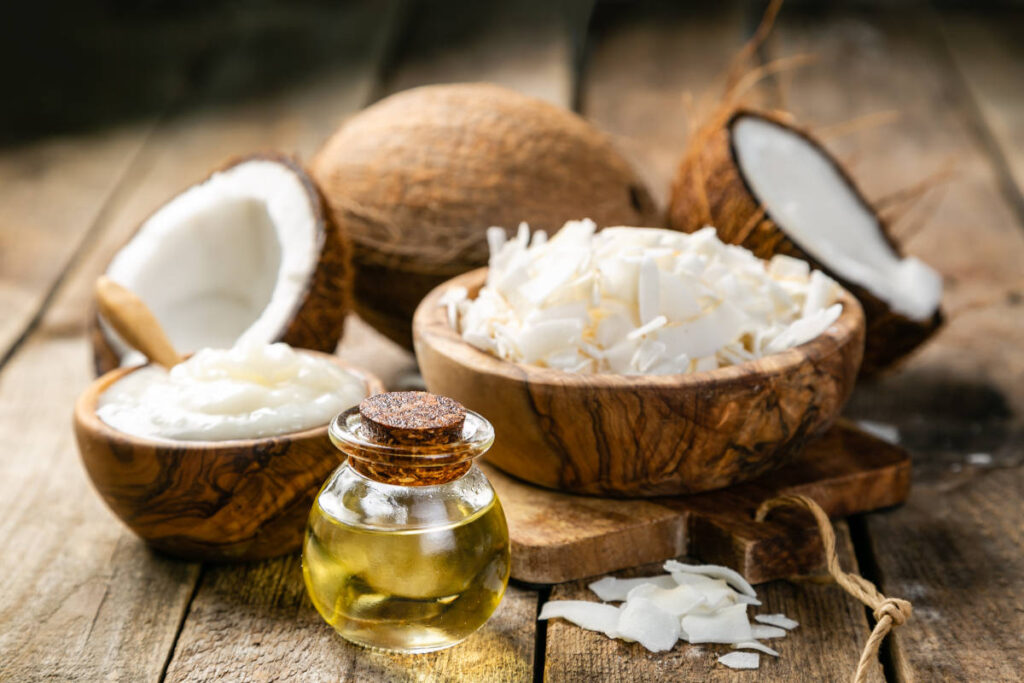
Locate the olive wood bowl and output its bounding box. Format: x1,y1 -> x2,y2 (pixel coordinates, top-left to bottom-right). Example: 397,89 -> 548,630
74,351 -> 384,561
413,268 -> 865,497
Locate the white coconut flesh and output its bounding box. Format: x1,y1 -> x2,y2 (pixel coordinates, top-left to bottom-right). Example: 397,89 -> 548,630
731,115 -> 942,321
104,160 -> 319,366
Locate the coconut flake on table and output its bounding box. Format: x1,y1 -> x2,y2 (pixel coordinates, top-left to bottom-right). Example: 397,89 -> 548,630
718,651 -> 761,670
446,220 -> 843,374
755,613 -> 800,630
539,560 -> 800,670
733,640 -> 780,657
588,574 -> 676,602
538,600 -> 621,639
750,624 -> 788,639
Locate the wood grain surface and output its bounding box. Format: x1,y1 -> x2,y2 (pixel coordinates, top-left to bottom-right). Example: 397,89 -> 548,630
415,268 -> 865,497
0,125 -> 154,360
489,421 -> 910,584
163,554 -> 537,682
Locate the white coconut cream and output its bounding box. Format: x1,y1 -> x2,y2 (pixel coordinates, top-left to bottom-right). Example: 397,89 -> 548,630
97,341 -> 367,441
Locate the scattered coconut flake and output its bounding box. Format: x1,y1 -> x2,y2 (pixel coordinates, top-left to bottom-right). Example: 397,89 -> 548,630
750,624 -> 788,639
733,640 -> 780,657
617,597 -> 681,652
588,574 -> 676,602
718,651 -> 760,670
682,603 -> 753,644
451,220 -> 842,374
754,613 -> 799,630
539,561 -> 801,663
538,601 -> 620,639
856,419 -> 900,445
665,559 -> 757,598
966,452 -> 992,466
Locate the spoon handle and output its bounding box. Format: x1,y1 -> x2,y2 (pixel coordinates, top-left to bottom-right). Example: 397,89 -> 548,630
95,276 -> 183,369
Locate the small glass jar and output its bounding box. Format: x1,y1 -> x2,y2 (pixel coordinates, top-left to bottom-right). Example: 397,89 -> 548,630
302,392 -> 511,653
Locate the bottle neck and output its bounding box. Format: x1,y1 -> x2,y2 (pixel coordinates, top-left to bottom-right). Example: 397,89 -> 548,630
348,457 -> 472,486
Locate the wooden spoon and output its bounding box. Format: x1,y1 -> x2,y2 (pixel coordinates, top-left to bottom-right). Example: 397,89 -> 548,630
94,276 -> 183,369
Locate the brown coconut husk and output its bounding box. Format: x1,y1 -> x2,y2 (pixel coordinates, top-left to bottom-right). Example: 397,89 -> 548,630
91,154 -> 351,375
668,108 -> 944,376
666,0 -> 944,376
310,83 -> 660,349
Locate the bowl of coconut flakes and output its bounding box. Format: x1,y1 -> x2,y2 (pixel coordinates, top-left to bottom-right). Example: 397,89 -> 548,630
412,219 -> 864,496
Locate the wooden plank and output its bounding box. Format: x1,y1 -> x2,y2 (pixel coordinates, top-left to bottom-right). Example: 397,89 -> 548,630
769,8 -> 1024,682
862,454 -> 1024,681
0,125 -> 153,362
384,0 -> 574,107
0,6 -> 402,681
163,554 -> 536,682
580,2 -> 749,210
0,335 -> 200,681
488,423 -> 910,584
937,10 -> 1024,210
543,527 -> 883,682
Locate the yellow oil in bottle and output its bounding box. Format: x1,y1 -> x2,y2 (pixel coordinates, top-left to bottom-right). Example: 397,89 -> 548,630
302,495 -> 511,653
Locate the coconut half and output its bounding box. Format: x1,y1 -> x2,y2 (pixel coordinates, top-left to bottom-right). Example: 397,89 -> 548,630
92,156 -> 350,373
669,109 -> 943,375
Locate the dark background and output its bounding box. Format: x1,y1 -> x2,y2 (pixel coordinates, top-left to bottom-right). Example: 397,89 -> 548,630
3,0 -> 1023,146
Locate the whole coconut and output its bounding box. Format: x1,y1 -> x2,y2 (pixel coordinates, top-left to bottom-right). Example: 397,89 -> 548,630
310,83 -> 659,349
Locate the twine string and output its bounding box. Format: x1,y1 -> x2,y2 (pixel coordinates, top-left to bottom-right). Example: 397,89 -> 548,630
755,494 -> 912,683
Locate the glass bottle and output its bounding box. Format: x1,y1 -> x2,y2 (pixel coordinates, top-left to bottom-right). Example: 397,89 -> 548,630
302,392 -> 511,653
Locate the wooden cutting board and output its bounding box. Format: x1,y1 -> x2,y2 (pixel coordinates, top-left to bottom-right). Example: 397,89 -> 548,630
485,420 -> 910,585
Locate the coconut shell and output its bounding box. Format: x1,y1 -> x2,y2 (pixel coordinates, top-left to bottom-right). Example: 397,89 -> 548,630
668,108 -> 942,376
91,154 -> 351,375
310,83 -> 659,349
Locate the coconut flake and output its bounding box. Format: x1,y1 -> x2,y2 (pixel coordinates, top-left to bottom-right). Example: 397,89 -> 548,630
681,603 -> 753,644
452,222 -> 843,374
616,597 -> 681,652
750,624 -> 788,639
718,651 -> 760,670
754,613 -> 799,630
733,640 -> 780,656
538,600 -> 621,639
588,574 -> 676,602
665,560 -> 757,598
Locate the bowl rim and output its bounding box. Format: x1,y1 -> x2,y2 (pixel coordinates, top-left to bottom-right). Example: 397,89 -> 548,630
74,349 -> 385,450
413,266 -> 865,388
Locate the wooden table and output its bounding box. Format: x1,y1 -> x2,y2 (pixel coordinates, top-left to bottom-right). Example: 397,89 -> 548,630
1,2 -> 1021,681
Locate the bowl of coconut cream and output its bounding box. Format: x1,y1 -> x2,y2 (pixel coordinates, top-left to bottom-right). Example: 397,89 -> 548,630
74,341 -> 384,561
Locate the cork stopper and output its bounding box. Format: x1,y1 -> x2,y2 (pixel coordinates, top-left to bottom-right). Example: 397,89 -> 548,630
347,392 -> 473,486
359,392 -> 466,446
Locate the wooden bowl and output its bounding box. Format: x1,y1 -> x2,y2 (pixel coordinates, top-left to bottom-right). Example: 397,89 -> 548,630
413,268 -> 865,497
73,352 -> 384,561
